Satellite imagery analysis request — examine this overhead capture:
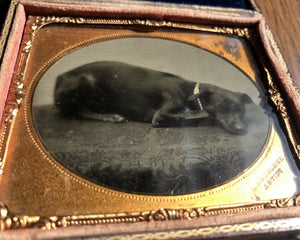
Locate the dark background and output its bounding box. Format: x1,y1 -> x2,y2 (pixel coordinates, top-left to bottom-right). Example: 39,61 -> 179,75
0,0 -> 10,30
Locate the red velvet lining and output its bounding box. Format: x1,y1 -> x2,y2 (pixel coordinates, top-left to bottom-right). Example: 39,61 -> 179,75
20,0 -> 261,26
0,4 -> 26,122
258,20 -> 300,135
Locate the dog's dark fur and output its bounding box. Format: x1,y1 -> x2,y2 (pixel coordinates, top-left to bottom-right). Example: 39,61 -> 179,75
54,61 -> 252,135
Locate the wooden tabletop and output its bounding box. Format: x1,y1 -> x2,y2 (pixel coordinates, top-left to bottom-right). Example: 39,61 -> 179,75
255,0 -> 300,89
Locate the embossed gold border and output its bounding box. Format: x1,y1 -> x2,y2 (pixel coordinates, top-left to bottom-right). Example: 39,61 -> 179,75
0,13 -> 300,235
0,0 -> 263,63
1,195 -> 300,230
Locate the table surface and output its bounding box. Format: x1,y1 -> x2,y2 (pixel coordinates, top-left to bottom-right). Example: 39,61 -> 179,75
255,0 -> 300,89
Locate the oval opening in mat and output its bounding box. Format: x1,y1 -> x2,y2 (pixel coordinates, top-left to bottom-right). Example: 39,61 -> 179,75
32,37 -> 269,195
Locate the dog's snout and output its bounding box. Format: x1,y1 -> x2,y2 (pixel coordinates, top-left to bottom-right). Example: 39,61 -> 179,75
226,115 -> 248,135
231,123 -> 247,135
218,114 -> 248,135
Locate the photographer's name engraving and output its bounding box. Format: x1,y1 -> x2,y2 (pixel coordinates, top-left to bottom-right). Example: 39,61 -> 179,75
252,156 -> 284,192
264,167 -> 283,190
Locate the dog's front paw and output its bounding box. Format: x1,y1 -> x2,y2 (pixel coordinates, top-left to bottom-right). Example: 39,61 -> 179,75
113,115 -> 125,123
151,120 -> 160,127
103,114 -> 125,123
152,111 -> 165,127
151,116 -> 163,127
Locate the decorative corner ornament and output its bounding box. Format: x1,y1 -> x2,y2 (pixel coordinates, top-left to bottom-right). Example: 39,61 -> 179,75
0,201 -> 40,230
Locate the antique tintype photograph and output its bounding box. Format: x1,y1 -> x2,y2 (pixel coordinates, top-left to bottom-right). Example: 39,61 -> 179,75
1,0 -> 300,238
32,37 -> 271,195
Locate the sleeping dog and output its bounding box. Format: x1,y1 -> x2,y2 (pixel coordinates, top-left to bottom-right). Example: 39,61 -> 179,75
54,61 -> 252,135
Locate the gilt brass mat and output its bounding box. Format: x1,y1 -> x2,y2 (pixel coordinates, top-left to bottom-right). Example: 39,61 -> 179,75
0,16 -> 299,229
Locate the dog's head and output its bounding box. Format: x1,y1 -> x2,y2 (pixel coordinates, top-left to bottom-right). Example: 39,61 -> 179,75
189,84 -> 253,135
54,72 -> 96,116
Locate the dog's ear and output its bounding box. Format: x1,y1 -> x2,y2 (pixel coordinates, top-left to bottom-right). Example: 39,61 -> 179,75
239,93 -> 253,104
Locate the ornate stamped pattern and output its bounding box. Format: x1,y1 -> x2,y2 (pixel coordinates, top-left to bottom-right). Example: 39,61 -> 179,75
212,26 -> 252,38
0,16 -> 44,173
264,197 -> 296,208
0,201 -> 40,230
139,205 -> 265,222
26,16 -> 255,39
1,195 -> 300,231
265,68 -> 300,158
265,68 -> 288,119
